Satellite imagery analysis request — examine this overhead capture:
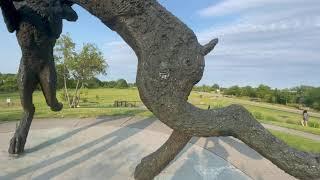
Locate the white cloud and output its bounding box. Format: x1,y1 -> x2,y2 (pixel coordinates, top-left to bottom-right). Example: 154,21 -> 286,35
196,0 -> 320,87
198,0 -> 318,18
102,40 -> 138,82
316,17 -> 320,27
104,41 -> 136,61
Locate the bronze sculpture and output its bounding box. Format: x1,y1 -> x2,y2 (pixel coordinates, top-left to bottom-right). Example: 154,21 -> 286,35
0,0 -> 78,154
1,0 -> 319,179
69,1 -> 320,179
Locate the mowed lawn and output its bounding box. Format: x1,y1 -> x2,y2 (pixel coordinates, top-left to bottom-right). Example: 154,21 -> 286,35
0,88 -> 320,153
0,88 -> 152,121
189,91 -> 320,136
270,130 -> 320,153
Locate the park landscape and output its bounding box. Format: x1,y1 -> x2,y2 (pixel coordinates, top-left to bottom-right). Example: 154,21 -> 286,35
0,0 -> 320,179
1,87 -> 320,154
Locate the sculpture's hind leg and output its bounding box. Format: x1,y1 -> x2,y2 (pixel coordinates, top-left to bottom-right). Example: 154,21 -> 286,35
39,60 -> 63,112
8,65 -> 37,155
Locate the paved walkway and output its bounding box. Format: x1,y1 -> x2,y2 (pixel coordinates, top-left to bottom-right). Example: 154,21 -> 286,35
262,123 -> 320,141
0,117 -> 300,180
198,92 -> 320,118
223,96 -> 320,118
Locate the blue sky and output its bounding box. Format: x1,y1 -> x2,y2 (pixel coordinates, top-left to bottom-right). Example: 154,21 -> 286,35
0,0 -> 319,88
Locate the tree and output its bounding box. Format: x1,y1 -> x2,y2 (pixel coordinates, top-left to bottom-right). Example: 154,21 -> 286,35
69,43 -> 107,107
55,64 -> 66,89
116,79 -> 129,88
55,35 -> 107,107
54,33 -> 76,105
0,73 -> 18,92
103,80 -> 117,88
211,83 -> 220,90
256,84 -> 272,99
224,85 -> 241,96
241,86 -> 256,97
304,87 -> 320,110
86,77 -> 103,89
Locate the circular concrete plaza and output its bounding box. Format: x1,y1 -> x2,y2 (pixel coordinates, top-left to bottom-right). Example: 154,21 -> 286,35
0,117 -> 296,180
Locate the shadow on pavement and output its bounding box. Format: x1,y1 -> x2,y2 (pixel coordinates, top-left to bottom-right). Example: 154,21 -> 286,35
198,137 -> 262,160
0,117 -> 155,180
26,116 -> 128,154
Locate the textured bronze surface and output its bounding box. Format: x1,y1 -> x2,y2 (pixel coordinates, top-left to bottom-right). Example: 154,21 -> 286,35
72,1 -> 320,179
2,0 -> 319,179
1,0 -> 78,154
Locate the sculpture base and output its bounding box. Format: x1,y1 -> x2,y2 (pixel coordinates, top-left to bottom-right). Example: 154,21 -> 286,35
0,117 -> 294,180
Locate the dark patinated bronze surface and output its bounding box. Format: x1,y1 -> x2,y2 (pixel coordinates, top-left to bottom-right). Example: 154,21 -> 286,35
1,0 -> 78,154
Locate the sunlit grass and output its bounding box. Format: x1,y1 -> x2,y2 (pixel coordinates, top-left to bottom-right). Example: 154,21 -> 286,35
0,88 -> 149,122
1,89 -> 320,137
269,130 -> 320,153
1,89 -> 320,153
190,91 -> 320,135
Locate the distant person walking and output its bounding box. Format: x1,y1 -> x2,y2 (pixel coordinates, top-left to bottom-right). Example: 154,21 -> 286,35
301,110 -> 309,127
6,98 -> 11,107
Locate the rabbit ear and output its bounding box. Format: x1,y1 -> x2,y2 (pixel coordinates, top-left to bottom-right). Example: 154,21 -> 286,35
201,38 -> 219,56
61,4 -> 78,22
62,0 -> 75,6
1,0 -> 20,32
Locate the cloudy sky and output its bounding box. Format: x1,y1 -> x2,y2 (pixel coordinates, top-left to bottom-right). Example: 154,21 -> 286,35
0,0 -> 319,88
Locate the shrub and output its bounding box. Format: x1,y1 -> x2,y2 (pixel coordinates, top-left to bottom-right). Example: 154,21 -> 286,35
265,115 -> 278,122
213,103 -> 223,109
285,119 -> 298,125
253,111 -> 264,120
59,91 -> 67,102
308,121 -> 320,128
82,97 -> 88,103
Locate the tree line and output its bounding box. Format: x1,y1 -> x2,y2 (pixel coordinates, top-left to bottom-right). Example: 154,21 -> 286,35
1,74 -> 320,110
0,73 -> 132,91
194,84 -> 320,110
0,73 -> 18,92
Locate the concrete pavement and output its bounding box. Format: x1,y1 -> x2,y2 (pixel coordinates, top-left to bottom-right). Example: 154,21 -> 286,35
0,117 -> 297,180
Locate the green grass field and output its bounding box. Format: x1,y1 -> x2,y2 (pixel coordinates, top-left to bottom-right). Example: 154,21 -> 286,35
269,130 -> 320,153
189,91 -> 320,135
1,89 -> 319,131
0,88 -> 152,122
1,88 -> 320,153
